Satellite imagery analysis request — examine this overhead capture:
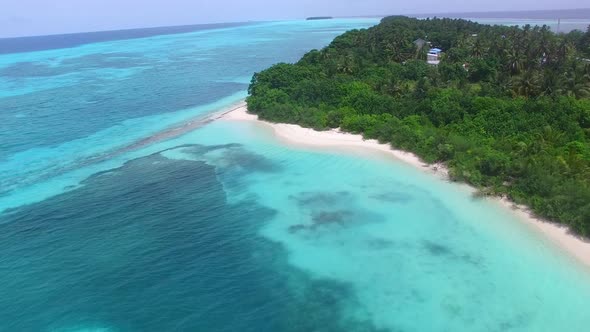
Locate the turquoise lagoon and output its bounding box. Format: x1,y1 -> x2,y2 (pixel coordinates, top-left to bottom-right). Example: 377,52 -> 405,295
1,19 -> 590,331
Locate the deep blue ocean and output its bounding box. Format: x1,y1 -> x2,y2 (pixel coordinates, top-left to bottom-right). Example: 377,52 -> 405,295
2,19 -> 590,332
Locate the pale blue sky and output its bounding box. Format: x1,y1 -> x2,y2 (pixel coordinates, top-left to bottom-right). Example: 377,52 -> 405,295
1,0 -> 584,38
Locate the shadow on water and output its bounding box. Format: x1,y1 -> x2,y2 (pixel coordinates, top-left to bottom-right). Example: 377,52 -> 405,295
0,144 -> 389,332
421,240 -> 484,267
287,191 -> 386,235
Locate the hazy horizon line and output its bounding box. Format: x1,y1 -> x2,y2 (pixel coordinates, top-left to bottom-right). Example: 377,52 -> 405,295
2,7 -> 589,40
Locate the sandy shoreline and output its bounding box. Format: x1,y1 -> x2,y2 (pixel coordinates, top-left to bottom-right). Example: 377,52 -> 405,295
220,104 -> 590,269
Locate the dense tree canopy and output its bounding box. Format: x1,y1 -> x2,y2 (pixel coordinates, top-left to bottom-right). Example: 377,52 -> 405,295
247,16 -> 590,236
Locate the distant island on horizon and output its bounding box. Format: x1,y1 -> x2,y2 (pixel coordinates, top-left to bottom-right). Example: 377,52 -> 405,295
306,16 -> 334,20
344,8 -> 590,20
413,8 -> 590,20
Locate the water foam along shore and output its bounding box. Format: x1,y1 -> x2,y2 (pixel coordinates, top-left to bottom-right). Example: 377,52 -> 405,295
221,103 -> 590,270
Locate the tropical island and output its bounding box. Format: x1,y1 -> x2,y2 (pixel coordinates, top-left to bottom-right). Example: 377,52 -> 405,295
246,16 -> 590,236
306,16 -> 334,20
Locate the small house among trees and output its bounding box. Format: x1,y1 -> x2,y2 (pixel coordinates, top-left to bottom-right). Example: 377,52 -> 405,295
427,48 -> 442,65
413,38 -> 428,50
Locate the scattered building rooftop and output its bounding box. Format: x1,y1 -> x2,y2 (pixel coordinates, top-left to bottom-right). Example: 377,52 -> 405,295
427,48 -> 442,65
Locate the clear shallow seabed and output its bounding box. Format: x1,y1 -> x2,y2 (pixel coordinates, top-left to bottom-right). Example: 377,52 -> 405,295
1,18 -> 590,332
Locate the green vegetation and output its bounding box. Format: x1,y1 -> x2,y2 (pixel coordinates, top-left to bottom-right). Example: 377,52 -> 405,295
247,16 -> 590,236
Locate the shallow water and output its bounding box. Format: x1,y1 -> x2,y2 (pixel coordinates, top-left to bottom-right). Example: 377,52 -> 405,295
1,18 -> 590,332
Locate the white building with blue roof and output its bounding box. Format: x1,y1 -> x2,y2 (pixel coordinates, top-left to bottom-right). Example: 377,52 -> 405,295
427,48 -> 442,65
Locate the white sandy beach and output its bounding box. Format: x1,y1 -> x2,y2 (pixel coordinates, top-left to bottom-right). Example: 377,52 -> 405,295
221,103 -> 590,269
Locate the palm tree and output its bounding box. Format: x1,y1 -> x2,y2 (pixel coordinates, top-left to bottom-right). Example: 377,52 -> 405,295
537,26 -> 553,65
505,48 -> 525,75
367,34 -> 378,54
511,70 -> 541,97
381,76 -> 403,96
540,69 -> 561,97
384,41 -> 398,63
471,38 -> 484,58
337,54 -> 356,74
558,62 -> 590,98
530,125 -> 565,154
555,40 -> 574,66
320,49 -> 332,61
415,43 -> 428,60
